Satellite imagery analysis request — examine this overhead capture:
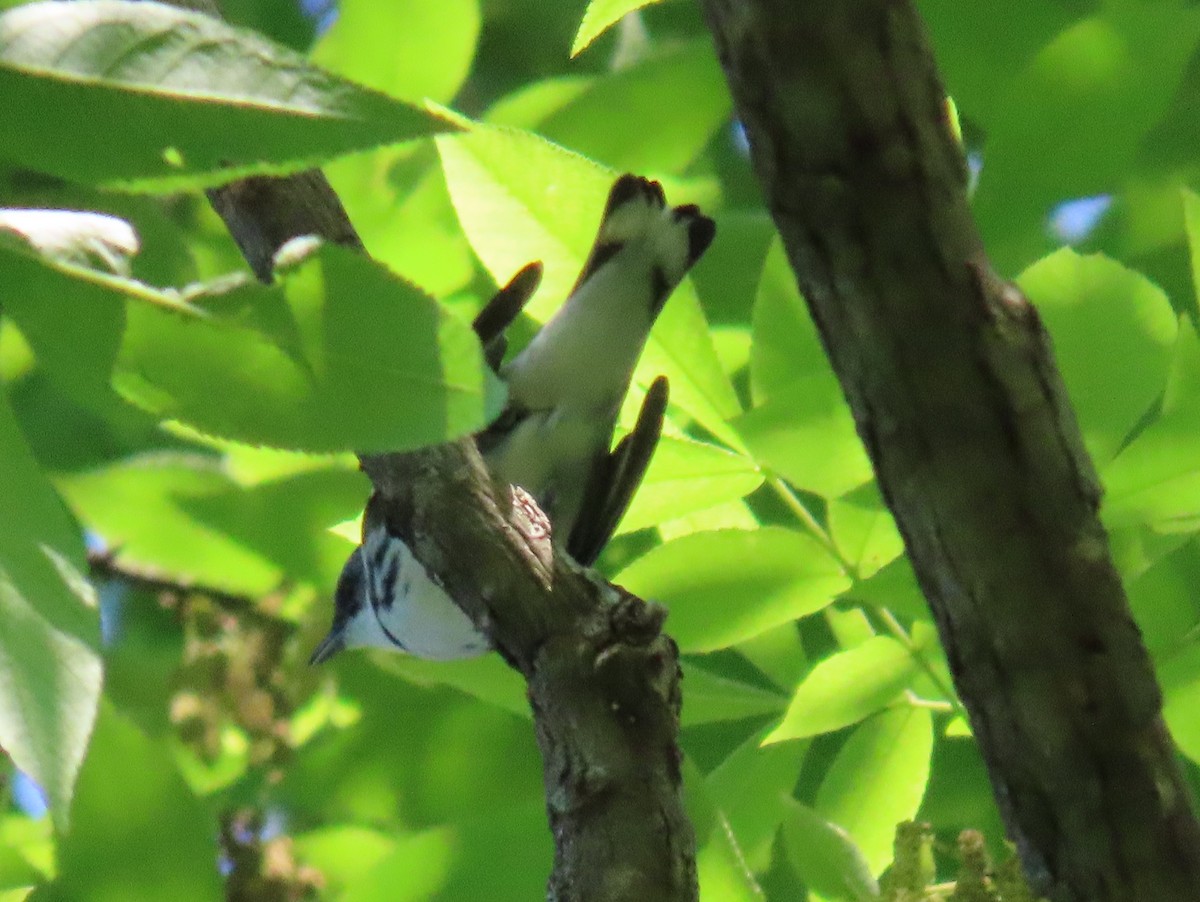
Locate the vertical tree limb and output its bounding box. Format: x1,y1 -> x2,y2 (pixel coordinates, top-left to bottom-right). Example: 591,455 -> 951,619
699,1 -> 1200,899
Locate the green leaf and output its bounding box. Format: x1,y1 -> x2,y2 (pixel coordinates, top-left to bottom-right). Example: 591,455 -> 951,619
780,799 -> 879,902
533,40 -> 730,174
827,486 -> 904,580
374,654 -> 529,720
337,803 -> 550,901
617,527 -> 849,654
312,0 -> 479,105
58,453 -> 279,596
4,235 -> 505,452
437,123 -> 742,445
0,0 -> 454,191
734,378 -> 873,500
680,662 -> 787,727
0,814 -> 53,889
44,702 -> 221,901
1018,249 -> 1176,465
1102,325 -> 1200,534
695,812 -> 767,902
764,637 -> 921,744
292,826 -> 397,898
1159,641 -> 1200,766
919,0 -> 1077,126
815,707 -> 933,875
844,556 -> 931,623
1186,189 -> 1200,310
59,454 -> 367,598
1127,539 -> 1200,654
0,228 -> 126,404
324,147 -> 476,297
616,435 -> 763,535
973,8 -> 1200,268
572,0 -> 667,57
750,239 -> 830,403
0,393 -> 101,832
707,726 -> 807,870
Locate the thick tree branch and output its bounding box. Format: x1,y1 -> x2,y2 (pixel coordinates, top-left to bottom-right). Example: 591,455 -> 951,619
699,1 -> 1200,899
180,29 -> 693,900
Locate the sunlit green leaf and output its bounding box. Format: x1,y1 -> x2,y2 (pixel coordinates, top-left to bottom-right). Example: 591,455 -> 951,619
815,707 -> 933,875
827,486 -> 904,580
734,377 -> 872,500
0,393 -> 101,832
617,435 -> 762,535
750,239 -> 829,403
764,637 -> 921,744
46,702 -> 220,901
780,799 -> 879,902
534,40 -> 730,174
0,229 -> 125,404
973,8 -> 1200,268
617,527 -> 849,653
681,663 -> 787,727
707,726 -> 806,870
1018,248 -> 1176,465
572,0 -> 667,57
339,802 -> 550,901
0,0 -> 454,191
3,235 -> 504,452
59,454 -> 366,598
313,0 -> 479,104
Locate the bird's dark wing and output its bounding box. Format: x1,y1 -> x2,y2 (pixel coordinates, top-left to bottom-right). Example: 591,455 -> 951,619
472,262 -> 543,371
566,376 -> 669,566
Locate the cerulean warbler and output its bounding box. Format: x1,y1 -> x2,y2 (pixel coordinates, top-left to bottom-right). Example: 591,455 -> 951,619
311,174 -> 715,663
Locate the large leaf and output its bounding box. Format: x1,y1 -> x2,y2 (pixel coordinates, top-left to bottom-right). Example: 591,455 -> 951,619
749,240 -> 831,403
0,0 -> 454,191
616,527 -> 849,653
973,7 -> 1200,268
437,123 -> 742,446
764,637 -> 921,744
616,435 -> 763,535
827,486 -> 905,580
530,40 -> 730,174
312,0 -> 479,105
681,663 -> 787,727
2,235 -> 505,452
815,707 -> 933,875
1102,324 -> 1200,534
0,393 -> 101,832
706,726 -> 807,871
734,378 -> 873,500
59,455 -> 367,598
0,225 -> 126,405
572,0 -> 668,57
1018,249 -> 1176,466
780,799 -> 879,902
42,702 -> 221,901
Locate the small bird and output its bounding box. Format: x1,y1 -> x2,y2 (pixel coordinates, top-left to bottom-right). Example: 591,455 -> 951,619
311,175 -> 715,664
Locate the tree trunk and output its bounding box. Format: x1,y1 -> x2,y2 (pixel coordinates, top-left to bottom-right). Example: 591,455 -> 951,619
699,1 -> 1200,899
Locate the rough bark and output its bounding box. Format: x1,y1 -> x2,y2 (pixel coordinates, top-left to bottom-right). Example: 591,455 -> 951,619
172,6 -> 695,895
699,1 -> 1200,899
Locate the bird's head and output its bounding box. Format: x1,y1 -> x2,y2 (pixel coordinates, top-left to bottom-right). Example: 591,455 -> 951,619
309,546 -> 391,664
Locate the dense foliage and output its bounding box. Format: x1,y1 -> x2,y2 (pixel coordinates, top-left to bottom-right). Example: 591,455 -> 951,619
2,0 -> 1200,898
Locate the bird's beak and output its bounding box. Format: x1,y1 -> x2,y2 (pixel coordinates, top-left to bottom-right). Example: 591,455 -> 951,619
309,630 -> 345,666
